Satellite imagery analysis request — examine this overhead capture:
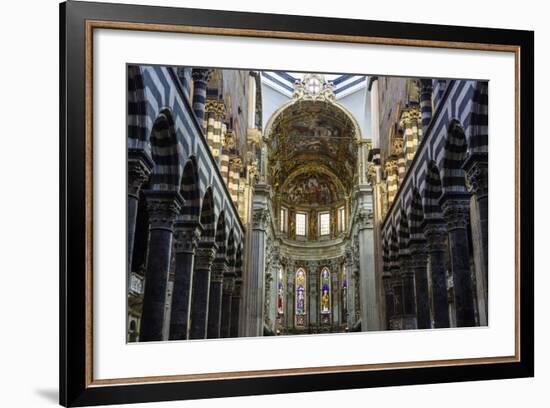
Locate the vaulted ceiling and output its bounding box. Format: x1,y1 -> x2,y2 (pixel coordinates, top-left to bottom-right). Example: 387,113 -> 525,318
267,99 -> 359,204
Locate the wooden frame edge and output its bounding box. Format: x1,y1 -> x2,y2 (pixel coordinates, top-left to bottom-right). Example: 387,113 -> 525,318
78,14 -> 527,392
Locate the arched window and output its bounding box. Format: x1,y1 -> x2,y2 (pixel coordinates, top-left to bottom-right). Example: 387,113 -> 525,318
277,267 -> 284,315
295,268 -> 306,326
320,268 -> 331,315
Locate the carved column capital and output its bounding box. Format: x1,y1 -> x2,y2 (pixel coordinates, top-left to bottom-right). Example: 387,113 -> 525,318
143,190 -> 183,230
128,149 -> 154,198
439,197 -> 470,231
464,158 -> 488,199
211,260 -> 229,283
194,243 -> 218,270
423,221 -> 448,252
204,98 -> 226,120
356,209 -> 374,229
252,208 -> 270,230
173,221 -> 203,254
223,275 -> 236,294
191,68 -> 213,84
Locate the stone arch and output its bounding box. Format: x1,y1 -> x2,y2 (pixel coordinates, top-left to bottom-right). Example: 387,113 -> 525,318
199,188 -> 216,241
214,211 -> 227,260
441,119 -> 468,194
235,243 -> 243,278
382,237 -> 391,274
149,109 -> 182,191
398,208 -> 410,257
389,225 -> 399,273
226,229 -> 236,267
127,65 -> 148,146
179,156 -> 200,222
408,188 -> 425,243
423,160 -> 443,220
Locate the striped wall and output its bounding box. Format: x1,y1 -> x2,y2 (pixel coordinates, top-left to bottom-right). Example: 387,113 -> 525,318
127,65 -> 244,246
381,79 -> 488,242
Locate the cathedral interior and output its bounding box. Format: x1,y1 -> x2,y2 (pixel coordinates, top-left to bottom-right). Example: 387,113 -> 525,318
127,66 -> 489,342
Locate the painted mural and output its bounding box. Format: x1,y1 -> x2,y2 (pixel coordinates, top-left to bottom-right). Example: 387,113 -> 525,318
282,172 -> 339,205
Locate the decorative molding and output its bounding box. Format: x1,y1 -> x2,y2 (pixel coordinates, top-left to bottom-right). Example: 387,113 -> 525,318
440,199 -> 470,231
464,159 -> 489,198
143,190 -> 183,230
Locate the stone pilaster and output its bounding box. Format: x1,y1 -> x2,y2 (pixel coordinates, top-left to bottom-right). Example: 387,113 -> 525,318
127,149 -> 153,272
245,206 -> 270,336
139,190 -> 183,342
191,68 -> 213,124
356,209 -> 381,331
409,241 -> 431,329
168,221 -> 202,340
308,261 -> 319,328
440,197 -> 476,327
207,260 -> 228,338
423,221 -> 450,328
189,242 -> 217,339
464,154 -> 489,325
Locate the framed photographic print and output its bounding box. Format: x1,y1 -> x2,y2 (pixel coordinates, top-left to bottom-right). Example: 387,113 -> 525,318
59,0 -> 534,406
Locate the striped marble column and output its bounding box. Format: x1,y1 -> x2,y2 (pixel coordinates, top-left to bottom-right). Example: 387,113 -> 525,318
207,259 -> 228,338
189,241 -> 218,339
423,221 -> 450,328
228,157 -> 242,205
204,99 -> 226,160
168,221 -> 202,340
191,69 -> 212,125
385,159 -> 398,205
439,197 -> 476,327
140,190 -> 183,342
420,79 -> 433,134
127,149 -> 153,273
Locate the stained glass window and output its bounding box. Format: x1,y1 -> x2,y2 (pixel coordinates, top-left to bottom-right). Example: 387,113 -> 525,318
277,267 -> 284,315
320,268 -> 331,314
296,212 -> 306,236
319,212 -> 330,236
295,268 -> 306,322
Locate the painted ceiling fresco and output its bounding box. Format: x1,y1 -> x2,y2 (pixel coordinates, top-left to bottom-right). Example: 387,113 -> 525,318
281,171 -> 342,205
268,99 -> 358,202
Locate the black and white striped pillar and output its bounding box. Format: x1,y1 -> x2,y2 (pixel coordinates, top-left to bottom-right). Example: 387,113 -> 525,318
189,242 -> 218,339
191,68 -> 212,124
207,260 -> 228,338
168,221 -> 202,340
420,79 -> 433,134
127,149 -> 153,273
439,196 -> 476,327
140,190 -> 183,342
